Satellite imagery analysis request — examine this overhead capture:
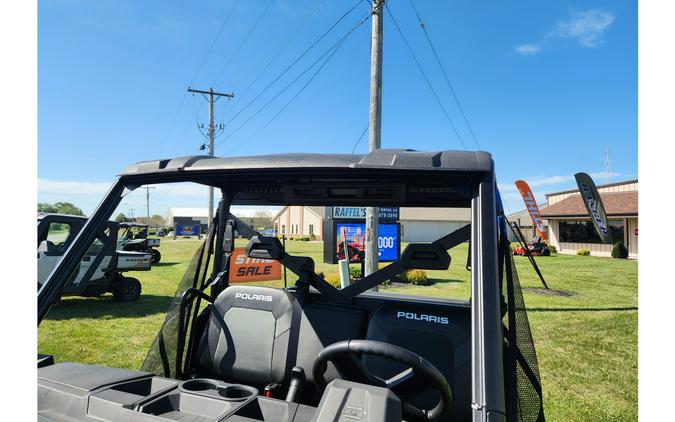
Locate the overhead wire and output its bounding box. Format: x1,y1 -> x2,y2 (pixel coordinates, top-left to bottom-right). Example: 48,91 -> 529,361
216,11 -> 371,150
385,4 -> 468,151
351,123 -> 369,153
224,29 -> 360,156
157,0 -> 242,156
409,0 -> 481,150
212,0 -> 275,86
220,0 -> 366,131
221,15 -> 309,123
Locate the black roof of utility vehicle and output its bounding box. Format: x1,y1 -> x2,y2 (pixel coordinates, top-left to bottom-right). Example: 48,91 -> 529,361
119,149 -> 492,176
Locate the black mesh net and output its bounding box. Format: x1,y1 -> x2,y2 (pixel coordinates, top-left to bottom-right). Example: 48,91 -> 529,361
140,238 -> 211,378
502,240 -> 545,421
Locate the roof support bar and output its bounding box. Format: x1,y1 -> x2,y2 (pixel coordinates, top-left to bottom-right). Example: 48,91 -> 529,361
471,173 -> 506,421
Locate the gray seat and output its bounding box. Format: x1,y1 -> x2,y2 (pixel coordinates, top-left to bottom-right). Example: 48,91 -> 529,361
195,285 -> 300,388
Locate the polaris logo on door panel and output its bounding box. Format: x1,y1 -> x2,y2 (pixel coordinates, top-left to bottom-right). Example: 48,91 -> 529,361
396,311 -> 449,325
235,292 -> 273,302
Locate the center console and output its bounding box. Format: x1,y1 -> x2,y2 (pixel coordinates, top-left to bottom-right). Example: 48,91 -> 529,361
38,362 -> 400,422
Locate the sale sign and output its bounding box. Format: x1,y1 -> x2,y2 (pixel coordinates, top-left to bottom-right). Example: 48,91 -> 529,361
229,247 -> 281,283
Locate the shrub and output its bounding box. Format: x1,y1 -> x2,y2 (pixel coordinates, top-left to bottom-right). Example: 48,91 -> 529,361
348,266 -> 362,280
547,244 -> 557,254
576,248 -> 591,256
309,233 -> 316,241
401,269 -> 429,285
611,241 -> 628,259
300,236 -> 310,241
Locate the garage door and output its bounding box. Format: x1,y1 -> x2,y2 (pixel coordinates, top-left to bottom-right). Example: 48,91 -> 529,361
402,221 -> 465,242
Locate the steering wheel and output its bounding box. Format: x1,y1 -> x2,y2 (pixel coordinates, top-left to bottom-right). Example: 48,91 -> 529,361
312,340 -> 452,422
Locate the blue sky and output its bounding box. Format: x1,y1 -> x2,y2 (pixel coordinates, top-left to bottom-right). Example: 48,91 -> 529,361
38,0 -> 637,217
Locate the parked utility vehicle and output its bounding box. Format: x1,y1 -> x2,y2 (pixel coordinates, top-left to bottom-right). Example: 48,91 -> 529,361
38,150 -> 544,422
118,222 -> 162,264
38,213 -> 151,301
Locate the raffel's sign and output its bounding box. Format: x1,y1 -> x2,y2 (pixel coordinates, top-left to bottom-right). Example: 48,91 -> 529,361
332,207 -> 399,221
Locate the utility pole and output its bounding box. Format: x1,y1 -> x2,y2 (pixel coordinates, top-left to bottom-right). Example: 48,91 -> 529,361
145,186 -> 155,226
188,87 -> 234,225
365,0 -> 385,281
128,209 -> 135,221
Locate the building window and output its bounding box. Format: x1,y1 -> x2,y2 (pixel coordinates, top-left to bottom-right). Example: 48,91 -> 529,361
281,225 -> 286,235
309,224 -> 314,235
558,220 -> 625,244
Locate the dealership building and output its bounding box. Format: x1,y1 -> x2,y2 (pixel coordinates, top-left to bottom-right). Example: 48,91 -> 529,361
541,179 -> 638,258
271,206 -> 470,243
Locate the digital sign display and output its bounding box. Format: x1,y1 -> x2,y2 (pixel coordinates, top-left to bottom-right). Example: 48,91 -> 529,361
335,222 -> 400,262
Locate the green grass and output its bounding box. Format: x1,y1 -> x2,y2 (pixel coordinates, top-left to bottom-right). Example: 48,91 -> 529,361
38,239 -> 637,421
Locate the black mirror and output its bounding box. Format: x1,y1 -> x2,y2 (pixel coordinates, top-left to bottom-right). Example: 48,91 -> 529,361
400,243 -> 451,270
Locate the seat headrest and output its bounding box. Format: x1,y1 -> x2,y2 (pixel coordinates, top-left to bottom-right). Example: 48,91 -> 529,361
213,285 -> 294,319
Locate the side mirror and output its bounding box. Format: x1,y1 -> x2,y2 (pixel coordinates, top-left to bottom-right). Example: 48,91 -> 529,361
400,243 -> 451,270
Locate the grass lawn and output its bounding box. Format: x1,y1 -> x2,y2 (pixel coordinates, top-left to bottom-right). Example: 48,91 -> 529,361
38,238 -> 637,421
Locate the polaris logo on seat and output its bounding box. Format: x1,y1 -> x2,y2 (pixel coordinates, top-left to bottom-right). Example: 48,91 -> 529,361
396,311 -> 449,325
235,292 -> 273,302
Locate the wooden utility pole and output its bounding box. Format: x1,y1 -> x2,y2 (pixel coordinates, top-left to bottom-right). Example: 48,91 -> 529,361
188,87 -> 234,225
365,0 -> 385,279
145,186 -> 155,225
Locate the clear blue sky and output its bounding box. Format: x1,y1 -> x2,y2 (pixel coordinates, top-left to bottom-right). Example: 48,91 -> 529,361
38,0 -> 637,216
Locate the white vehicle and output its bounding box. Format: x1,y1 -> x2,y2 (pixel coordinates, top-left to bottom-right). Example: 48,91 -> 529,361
37,213 -> 152,301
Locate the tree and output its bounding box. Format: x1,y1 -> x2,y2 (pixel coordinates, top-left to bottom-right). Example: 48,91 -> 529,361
38,202 -> 84,216
54,202 -> 84,216
150,214 -> 165,228
38,203 -> 58,213
115,213 -> 128,222
252,210 -> 273,229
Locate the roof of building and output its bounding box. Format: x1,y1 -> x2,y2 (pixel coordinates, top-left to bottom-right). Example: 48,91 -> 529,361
506,204 -> 549,225
545,179 -> 638,197
540,191 -> 638,218
120,150 -> 492,177
167,207 -> 211,218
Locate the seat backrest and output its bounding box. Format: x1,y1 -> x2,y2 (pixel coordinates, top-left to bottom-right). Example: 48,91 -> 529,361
195,285 -> 298,388
363,302 -> 471,421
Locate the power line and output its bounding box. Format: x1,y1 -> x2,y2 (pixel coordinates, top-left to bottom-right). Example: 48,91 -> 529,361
157,0 -> 242,156
216,13 -> 370,149
409,0 -> 481,150
221,0 -> 366,131
224,31 -> 357,156
221,15 -> 308,123
385,4 -> 468,151
212,0 -> 275,86
351,123 -> 369,153
191,0 -> 242,84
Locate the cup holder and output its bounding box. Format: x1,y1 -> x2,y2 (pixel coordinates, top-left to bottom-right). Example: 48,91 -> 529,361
218,385 -> 258,401
180,379 -> 220,393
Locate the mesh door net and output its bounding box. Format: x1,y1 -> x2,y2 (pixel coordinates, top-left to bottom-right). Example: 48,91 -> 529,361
501,236 -> 545,421
140,236 -> 211,378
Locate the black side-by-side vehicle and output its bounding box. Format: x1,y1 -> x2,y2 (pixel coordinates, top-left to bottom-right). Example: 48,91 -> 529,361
37,149 -> 544,422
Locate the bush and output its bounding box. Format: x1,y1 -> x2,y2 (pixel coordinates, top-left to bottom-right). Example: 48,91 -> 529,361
576,248 -> 591,256
348,266 -> 362,280
611,241 -> 629,259
300,236 -> 310,241
547,244 -> 557,254
309,233 -> 316,241
401,269 -> 429,285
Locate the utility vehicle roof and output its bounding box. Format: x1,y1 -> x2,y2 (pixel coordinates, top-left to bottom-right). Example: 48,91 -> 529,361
119,222 -> 149,228
37,213 -> 88,221
117,149 -> 492,208
119,149 -> 491,176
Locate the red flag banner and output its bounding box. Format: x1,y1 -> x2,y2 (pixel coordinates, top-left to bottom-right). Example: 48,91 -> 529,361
515,180 -> 548,240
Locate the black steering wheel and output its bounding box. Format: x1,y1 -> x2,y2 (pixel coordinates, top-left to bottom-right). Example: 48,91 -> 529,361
312,340 -> 452,422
